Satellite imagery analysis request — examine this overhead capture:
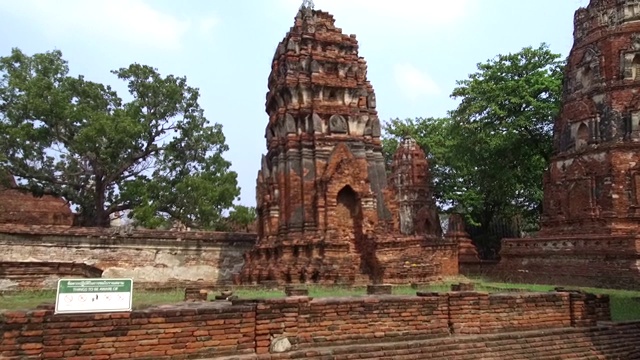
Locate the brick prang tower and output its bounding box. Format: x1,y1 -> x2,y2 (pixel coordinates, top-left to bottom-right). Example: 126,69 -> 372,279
238,5 -> 458,285
497,0 -> 640,290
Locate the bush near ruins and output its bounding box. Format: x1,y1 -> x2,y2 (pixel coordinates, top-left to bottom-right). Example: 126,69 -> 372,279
0,48 -> 240,229
224,205 -> 257,232
383,44 -> 565,257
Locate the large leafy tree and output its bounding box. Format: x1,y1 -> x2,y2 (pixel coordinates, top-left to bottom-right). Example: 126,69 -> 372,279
384,44 -> 564,252
0,48 -> 240,229
448,43 -> 564,225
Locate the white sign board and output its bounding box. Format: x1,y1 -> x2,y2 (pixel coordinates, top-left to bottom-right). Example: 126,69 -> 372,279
54,278 -> 133,314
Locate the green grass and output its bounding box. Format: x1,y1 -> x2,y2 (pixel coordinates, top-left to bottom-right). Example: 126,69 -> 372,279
0,288 -> 188,311
0,290 -> 59,311
2,278 -> 639,322
132,288 -> 186,309
461,279 -> 640,322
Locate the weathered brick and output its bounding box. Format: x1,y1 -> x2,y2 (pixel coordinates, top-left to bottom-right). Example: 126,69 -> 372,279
238,6 -> 456,287
469,0 -> 640,291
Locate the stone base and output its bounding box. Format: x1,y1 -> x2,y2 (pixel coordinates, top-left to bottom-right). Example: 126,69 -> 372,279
367,284 -> 392,295
184,288 -> 208,302
237,237 -> 459,286
458,239 -> 480,263
285,286 -> 309,296
451,283 -> 475,291
494,234 -> 640,290
259,280 -> 280,289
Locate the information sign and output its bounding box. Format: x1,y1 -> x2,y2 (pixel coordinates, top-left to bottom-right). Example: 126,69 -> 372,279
54,278 -> 133,314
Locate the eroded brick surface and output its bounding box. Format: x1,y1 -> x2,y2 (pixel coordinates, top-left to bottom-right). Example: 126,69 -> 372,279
495,0 -> 640,289
0,173 -> 73,226
446,214 -> 480,264
239,6 -> 455,286
0,262 -> 103,290
0,225 -> 255,290
0,291 -> 622,359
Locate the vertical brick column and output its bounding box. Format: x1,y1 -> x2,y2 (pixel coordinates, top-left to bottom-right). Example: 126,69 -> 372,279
0,310 -> 47,359
569,291 -> 611,327
254,297 -> 309,354
447,292 -> 489,335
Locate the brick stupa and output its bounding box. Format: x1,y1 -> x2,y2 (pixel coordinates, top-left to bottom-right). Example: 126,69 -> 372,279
0,172 -> 74,226
499,0 -> 640,289
237,5 -> 458,285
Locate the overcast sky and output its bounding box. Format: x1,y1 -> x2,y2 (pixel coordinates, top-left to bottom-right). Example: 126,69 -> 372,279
0,0 -> 590,207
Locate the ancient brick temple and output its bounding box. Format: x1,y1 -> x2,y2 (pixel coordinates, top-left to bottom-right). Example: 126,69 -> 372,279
0,172 -> 74,226
498,0 -> 640,289
237,5 -> 458,285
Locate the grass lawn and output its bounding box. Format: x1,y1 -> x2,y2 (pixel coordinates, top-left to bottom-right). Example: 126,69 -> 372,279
2,278 -> 639,322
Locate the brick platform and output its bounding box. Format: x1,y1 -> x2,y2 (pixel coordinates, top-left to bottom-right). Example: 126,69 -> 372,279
0,173 -> 74,226
219,323 -> 640,360
0,290 -> 617,359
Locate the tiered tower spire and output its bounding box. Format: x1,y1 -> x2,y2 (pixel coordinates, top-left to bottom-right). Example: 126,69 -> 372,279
238,5 -> 457,285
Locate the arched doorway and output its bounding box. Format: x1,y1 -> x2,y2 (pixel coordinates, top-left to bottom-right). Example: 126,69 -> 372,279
335,185 -> 361,251
334,185 -> 381,282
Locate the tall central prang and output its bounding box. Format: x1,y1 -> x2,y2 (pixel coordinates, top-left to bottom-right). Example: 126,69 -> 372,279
260,5 -> 387,235
496,0 -> 640,289
237,4 -> 459,285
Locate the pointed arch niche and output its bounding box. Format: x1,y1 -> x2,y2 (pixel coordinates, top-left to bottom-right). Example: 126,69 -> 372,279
575,122 -> 590,150
335,185 -> 363,250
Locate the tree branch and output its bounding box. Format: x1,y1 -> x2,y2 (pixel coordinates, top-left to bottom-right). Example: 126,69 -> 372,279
10,170 -> 83,191
103,124 -> 175,185
106,202 -> 133,215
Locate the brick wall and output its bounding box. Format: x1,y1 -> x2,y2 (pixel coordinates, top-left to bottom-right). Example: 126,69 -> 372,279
376,242 -> 459,284
0,225 -> 256,290
258,295 -> 451,351
0,303 -> 255,360
0,262 -> 103,290
253,291 -> 603,353
461,236 -> 640,290
0,290 -> 618,359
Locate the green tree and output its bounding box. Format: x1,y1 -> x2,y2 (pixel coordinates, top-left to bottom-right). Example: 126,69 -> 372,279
384,44 -> 564,253
449,43 -> 564,226
0,48 -> 240,229
226,205 -> 257,232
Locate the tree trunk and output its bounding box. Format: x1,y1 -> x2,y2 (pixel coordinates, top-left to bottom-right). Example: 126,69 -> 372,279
88,178 -> 110,227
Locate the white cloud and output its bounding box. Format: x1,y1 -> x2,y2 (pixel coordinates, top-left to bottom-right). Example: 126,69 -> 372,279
0,0 -> 218,51
198,16 -> 219,36
393,63 -> 441,100
279,0 -> 473,30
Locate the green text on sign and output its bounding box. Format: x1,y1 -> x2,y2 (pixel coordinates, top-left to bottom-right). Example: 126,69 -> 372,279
58,279 -> 132,294
55,278 -> 133,314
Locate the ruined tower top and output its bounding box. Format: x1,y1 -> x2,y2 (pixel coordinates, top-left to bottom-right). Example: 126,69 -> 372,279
390,137 -> 430,189
540,0 -> 640,234
300,0 -> 314,10
551,0 -> 640,155
263,5 -> 380,149
572,0 -> 640,43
